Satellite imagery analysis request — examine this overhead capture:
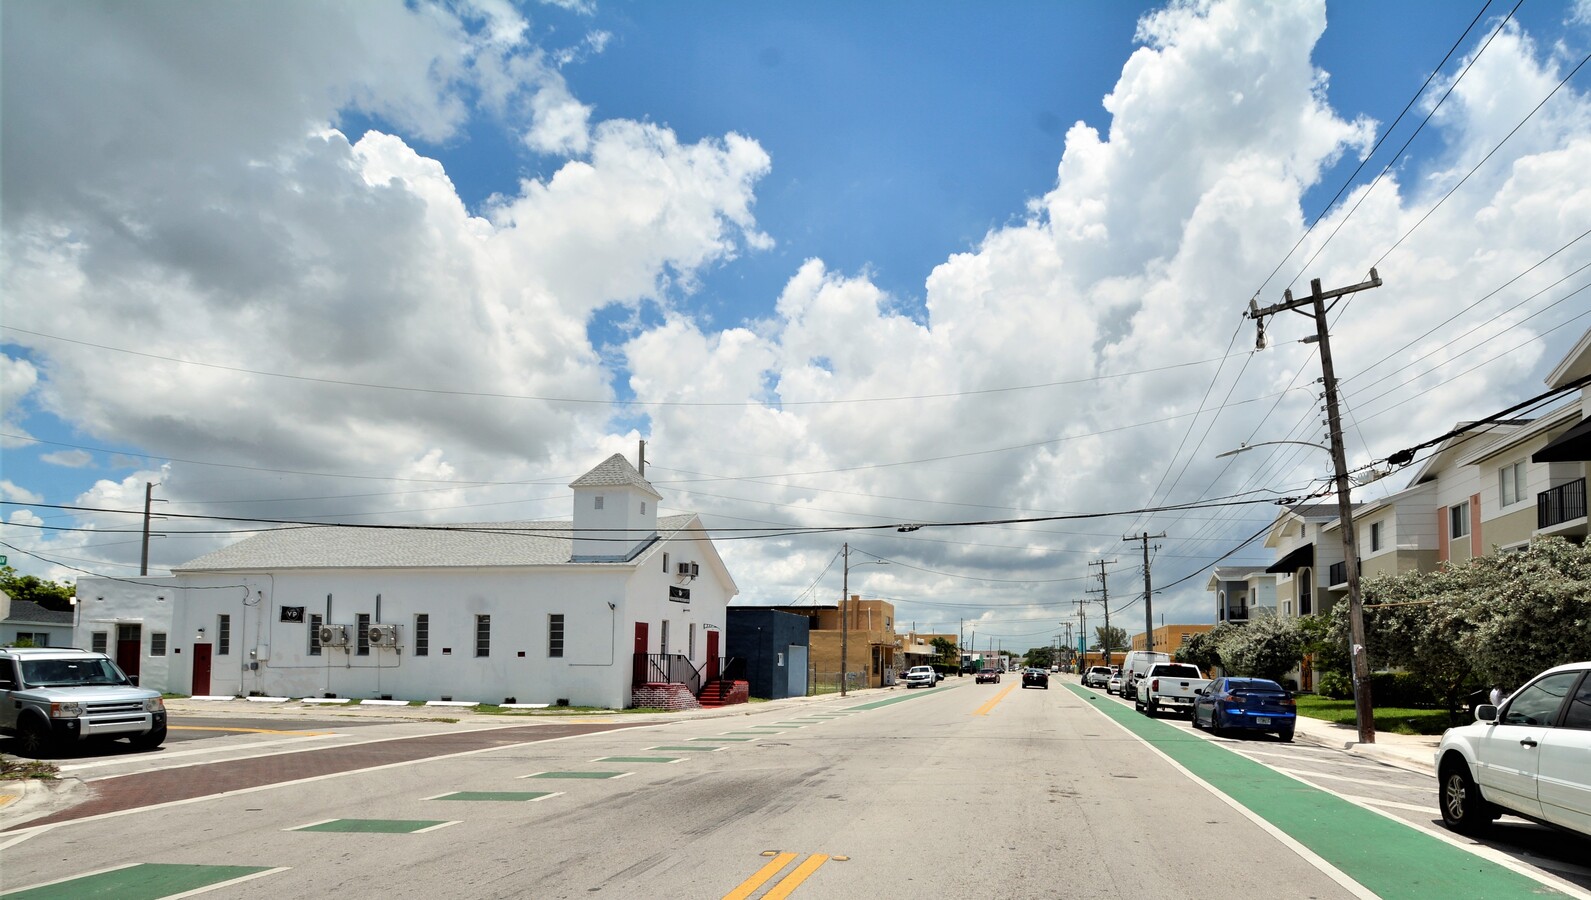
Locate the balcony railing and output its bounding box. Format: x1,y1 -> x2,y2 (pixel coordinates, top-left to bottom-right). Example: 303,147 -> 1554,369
1538,478 -> 1587,529
1223,604 -> 1248,622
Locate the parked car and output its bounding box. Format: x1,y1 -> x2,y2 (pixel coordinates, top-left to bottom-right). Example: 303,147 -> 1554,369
1190,677 -> 1296,741
1106,673 -> 1122,695
1022,668 -> 1049,690
1136,663 -> 1210,717
0,647 -> 167,757
904,665 -> 940,689
1119,650 -> 1172,701
975,669 -> 1001,684
1083,666 -> 1112,687
1435,660 -> 1591,837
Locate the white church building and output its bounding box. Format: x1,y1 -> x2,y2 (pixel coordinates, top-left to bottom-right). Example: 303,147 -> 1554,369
73,454 -> 738,709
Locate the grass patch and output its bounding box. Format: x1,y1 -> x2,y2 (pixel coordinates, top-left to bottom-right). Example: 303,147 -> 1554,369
1294,694 -> 1456,736
0,757 -> 59,780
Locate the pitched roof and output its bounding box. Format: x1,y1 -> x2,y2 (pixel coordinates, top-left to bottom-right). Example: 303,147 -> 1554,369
2,599 -> 74,626
569,453 -> 662,498
174,514 -> 696,572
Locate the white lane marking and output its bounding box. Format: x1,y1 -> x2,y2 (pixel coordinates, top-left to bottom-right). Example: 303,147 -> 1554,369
1267,766 -> 1424,789
1235,748 -> 1404,773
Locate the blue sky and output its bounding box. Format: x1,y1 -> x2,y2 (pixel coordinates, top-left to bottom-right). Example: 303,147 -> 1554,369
4,0 -> 1590,644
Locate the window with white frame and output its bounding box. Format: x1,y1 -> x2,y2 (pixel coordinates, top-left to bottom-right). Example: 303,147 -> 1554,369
475,614 -> 491,657
150,632 -> 167,656
548,614 -> 564,658
91,631 -> 108,653
414,614 -> 429,657
309,614 -> 323,656
1369,521 -> 1383,552
594,495 -> 604,510
1499,461 -> 1526,507
217,615 -> 231,655
1450,501 -> 1470,539
356,613 -> 371,656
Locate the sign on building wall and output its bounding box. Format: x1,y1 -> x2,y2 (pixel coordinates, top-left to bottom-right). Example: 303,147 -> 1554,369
668,586 -> 690,603
279,606 -> 305,623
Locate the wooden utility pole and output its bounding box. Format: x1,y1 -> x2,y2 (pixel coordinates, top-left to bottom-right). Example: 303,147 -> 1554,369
1124,532 -> 1165,652
1247,268 -> 1383,744
1087,559 -> 1116,667
139,482 -> 165,576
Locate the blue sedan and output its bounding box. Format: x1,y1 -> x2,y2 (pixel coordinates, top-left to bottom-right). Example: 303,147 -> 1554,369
1191,677 -> 1296,741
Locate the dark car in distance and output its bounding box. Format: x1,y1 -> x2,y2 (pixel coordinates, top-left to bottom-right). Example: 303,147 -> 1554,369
975,669 -> 1001,684
1191,677 -> 1295,741
1022,668 -> 1049,690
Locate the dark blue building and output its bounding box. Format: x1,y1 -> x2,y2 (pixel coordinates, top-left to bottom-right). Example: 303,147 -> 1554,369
725,608 -> 811,700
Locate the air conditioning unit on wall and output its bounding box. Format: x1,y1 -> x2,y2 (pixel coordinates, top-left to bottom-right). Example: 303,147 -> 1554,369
318,624 -> 349,647
368,624 -> 401,648
676,562 -> 700,578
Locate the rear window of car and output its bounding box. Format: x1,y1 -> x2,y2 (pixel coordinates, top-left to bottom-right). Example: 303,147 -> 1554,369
1230,679 -> 1284,693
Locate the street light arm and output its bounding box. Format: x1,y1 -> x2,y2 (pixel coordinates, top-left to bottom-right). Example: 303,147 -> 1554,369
1215,440 -> 1330,459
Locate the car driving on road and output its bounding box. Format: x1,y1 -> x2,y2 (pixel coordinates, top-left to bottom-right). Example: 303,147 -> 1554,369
904,665 -> 940,688
975,669 -> 1001,684
1435,660 -> 1591,837
1021,668 -> 1049,690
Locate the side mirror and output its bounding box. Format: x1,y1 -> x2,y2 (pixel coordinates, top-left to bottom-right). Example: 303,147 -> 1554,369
1475,704 -> 1498,723
129,674 -> 139,687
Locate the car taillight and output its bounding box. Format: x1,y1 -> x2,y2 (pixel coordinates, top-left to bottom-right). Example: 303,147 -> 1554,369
1281,696 -> 1295,707
1150,679 -> 1159,691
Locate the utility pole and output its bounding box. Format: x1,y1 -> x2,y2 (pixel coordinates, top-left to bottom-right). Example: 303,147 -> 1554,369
1124,532 -> 1165,652
841,542 -> 850,698
1247,268 -> 1383,745
139,482 -> 166,576
1087,559 -> 1116,667
1073,600 -> 1088,674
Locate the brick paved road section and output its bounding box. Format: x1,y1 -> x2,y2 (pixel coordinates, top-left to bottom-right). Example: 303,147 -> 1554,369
7,721 -> 647,831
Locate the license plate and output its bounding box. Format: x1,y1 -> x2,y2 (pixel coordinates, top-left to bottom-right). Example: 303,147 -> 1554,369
1255,717 -> 1271,725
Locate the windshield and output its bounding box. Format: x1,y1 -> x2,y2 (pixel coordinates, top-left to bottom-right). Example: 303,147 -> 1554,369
19,657 -> 130,688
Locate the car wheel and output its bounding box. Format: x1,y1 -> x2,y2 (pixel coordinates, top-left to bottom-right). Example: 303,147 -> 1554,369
1134,697 -> 1144,712
1277,727 -> 1294,743
1190,710 -> 1202,730
1209,712 -> 1224,737
1145,700 -> 1158,717
129,722 -> 167,751
15,716 -> 54,758
1439,759 -> 1497,834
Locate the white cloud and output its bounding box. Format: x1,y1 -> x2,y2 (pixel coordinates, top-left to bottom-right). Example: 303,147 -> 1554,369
2,0 -> 1586,640
0,480 -> 42,503
40,450 -> 93,468
0,354 -> 38,448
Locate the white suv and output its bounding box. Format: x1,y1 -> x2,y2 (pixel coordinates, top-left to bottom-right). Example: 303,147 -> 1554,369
904,666 -> 939,689
1435,660 -> 1591,837
0,647 -> 167,757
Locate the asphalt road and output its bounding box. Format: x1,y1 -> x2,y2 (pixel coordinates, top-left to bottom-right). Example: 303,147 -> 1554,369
1,683 -> 1585,899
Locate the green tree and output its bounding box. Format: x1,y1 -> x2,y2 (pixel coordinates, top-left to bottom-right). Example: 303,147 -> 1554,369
1094,625 -> 1127,656
0,567 -> 75,612
1024,646 -> 1057,669
1214,611 -> 1303,681
1176,625 -> 1232,673
929,637 -> 958,668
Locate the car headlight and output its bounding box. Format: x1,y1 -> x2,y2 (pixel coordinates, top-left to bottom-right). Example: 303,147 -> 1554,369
144,697 -> 165,713
49,702 -> 84,718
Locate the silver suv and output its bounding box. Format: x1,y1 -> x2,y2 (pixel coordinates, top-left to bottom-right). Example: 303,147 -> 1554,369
0,647 -> 167,757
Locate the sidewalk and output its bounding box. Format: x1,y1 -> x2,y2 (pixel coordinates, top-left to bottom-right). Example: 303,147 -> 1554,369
1291,712 -> 1440,775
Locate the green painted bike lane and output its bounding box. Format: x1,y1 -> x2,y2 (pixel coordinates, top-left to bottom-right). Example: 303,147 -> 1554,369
1063,683 -> 1567,899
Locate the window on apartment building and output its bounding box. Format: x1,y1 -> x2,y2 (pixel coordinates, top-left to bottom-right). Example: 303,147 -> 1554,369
1499,461 -> 1526,507
1299,573 -> 1312,616
14,632 -> 48,646
1450,502 -> 1470,539
356,613 -> 371,656
475,614 -> 491,657
150,632 -> 167,656
1369,521 -> 1383,552
662,552 -> 670,573
414,614 -> 429,657
217,615 -> 231,655
309,614 -> 323,656
594,495 -> 604,510
548,614 -> 564,658
91,631 -> 108,654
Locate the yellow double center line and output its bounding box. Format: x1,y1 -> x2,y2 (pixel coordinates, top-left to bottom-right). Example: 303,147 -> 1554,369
722,852 -> 832,899
973,681 -> 1020,716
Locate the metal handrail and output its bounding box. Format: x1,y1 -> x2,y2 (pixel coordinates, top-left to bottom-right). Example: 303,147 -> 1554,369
1538,478 -> 1587,529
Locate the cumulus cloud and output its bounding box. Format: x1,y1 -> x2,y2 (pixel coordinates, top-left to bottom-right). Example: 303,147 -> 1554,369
1,481 -> 42,504
40,450 -> 93,468
2,0 -> 1586,642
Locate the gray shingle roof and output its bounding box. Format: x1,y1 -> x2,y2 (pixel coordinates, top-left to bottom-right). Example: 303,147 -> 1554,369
2,599 -> 74,626
174,514 -> 696,572
569,453 -> 662,498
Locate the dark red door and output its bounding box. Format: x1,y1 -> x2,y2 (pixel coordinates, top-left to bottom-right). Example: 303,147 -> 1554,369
632,622 -> 649,685
192,644 -> 212,696
116,624 -> 141,680
706,630 -> 720,681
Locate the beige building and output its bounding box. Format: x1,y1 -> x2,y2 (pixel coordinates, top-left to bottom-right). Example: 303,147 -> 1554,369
1129,624 -> 1212,654
772,597 -> 902,689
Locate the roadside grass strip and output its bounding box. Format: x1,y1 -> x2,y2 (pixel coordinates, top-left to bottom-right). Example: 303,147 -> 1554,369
1065,683 -> 1571,899
595,756 -> 683,764
289,818 -> 457,834
520,771 -> 631,780
0,863 -> 284,899
428,791 -> 559,802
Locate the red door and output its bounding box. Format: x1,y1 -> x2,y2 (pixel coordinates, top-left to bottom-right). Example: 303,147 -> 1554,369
632,622 -> 649,685
706,630 -> 720,681
116,624 -> 141,680
192,644 -> 212,696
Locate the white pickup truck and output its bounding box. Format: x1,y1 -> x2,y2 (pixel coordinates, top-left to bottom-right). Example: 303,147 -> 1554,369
1135,663 -> 1210,717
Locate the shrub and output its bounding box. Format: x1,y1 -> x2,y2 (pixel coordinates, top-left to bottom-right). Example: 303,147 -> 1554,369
1316,670 -> 1352,699
1369,671 -> 1441,708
